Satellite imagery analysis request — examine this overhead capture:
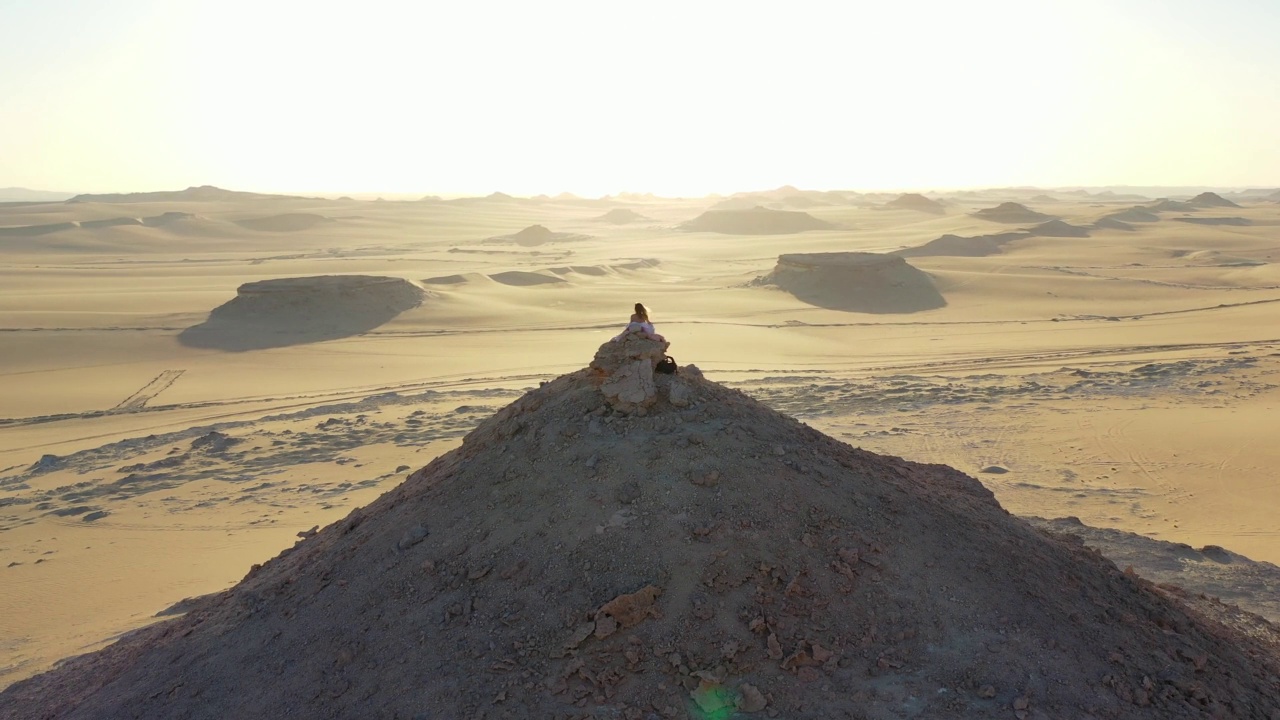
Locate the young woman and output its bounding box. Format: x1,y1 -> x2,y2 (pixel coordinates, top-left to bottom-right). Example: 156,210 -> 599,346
613,302 -> 665,341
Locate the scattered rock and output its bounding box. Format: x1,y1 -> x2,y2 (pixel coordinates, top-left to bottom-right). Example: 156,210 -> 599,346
593,585 -> 662,638
29,454 -> 61,471
737,683 -> 767,712
396,524 -> 429,552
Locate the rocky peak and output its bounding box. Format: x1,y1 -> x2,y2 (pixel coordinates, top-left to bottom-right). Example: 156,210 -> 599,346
588,333 -> 699,414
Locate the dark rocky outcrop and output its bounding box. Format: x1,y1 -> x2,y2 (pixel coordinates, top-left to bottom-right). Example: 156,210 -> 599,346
754,252 -> 945,313
681,207 -> 835,234
178,275 -> 425,351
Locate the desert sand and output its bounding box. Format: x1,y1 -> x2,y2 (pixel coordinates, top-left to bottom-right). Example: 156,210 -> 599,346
3,186 -> 1280,710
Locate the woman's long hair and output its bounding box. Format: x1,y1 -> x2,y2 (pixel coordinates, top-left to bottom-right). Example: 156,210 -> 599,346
633,303 -> 649,321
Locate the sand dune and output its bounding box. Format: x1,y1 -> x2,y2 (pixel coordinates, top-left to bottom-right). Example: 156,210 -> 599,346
234,213 -> 335,232
1107,207 -> 1160,222
753,251 -> 945,312
1173,216 -> 1251,226
681,206 -> 835,234
972,201 -> 1053,223
1092,216 -> 1135,231
1148,199 -> 1197,212
487,270 -> 567,286
547,265 -> 609,276
0,221 -> 80,237
78,217 -> 144,229
885,192 -> 946,214
0,212 -> 200,237
425,259 -> 661,288
893,231 -> 1030,258
178,275 -> 425,351
421,273 -> 475,285
1030,219 -> 1090,237
1172,249 -> 1266,266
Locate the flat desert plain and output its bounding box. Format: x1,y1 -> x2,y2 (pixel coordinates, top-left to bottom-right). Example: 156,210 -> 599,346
2,188 -> 1279,689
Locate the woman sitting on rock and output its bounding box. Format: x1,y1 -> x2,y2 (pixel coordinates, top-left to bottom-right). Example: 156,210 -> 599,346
613,302 -> 665,342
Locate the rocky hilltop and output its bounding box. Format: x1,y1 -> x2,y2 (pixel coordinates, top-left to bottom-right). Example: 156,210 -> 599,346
2,336 -> 1279,719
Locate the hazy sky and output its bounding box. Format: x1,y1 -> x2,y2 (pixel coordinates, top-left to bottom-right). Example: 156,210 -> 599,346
2,0 -> 1278,196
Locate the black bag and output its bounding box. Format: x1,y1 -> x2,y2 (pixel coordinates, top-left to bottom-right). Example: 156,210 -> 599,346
655,355 -> 677,375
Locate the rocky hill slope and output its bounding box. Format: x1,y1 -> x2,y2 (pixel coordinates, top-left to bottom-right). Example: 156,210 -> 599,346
3,334 -> 1278,719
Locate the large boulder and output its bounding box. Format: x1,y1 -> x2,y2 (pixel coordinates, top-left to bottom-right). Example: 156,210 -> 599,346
589,332 -> 670,413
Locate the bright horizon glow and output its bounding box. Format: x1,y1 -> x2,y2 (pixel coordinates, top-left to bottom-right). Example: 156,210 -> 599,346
2,0 -> 1279,196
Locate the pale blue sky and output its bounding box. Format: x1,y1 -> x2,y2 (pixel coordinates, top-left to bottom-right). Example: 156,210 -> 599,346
2,0 -> 1278,196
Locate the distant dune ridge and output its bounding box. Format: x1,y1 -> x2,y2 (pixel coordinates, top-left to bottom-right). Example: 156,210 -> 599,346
1107,207 -> 1160,223
178,275 -> 425,351
67,185 -> 312,203
1173,216 -> 1251,226
894,231 -> 1031,258
234,213 -> 336,232
1148,199 -> 1197,212
423,259 -> 661,288
754,251 -> 945,312
592,208 -> 651,224
1171,249 -> 1266,267
885,192 -> 946,214
972,202 -> 1054,223
1092,216 -> 1136,231
681,206 -> 835,234
0,212 -> 198,236
3,341 -> 1278,718
0,187 -> 75,203
1030,219 -> 1090,238
486,224 -> 592,246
